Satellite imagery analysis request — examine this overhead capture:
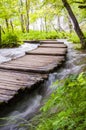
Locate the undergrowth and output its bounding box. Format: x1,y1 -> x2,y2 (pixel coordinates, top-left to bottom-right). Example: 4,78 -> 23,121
1,31 -> 19,48
1,29 -> 86,49
28,72 -> 86,130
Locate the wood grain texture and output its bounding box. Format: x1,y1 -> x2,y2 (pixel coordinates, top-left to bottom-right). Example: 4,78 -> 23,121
39,43 -> 67,48
0,69 -> 47,103
0,55 -> 65,73
40,41 -> 64,44
26,47 -> 67,56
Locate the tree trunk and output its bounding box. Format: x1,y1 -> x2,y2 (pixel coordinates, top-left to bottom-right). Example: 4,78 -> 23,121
67,15 -> 73,33
20,0 -> 25,33
57,16 -> 62,31
40,18 -> 43,32
20,14 -> 25,33
26,0 -> 30,33
62,0 -> 86,49
44,17 -> 48,33
1,27 -> 5,34
5,18 -> 9,31
0,26 -> 1,45
10,19 -> 14,31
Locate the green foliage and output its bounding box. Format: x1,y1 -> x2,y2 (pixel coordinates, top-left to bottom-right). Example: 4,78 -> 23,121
68,32 -> 80,43
1,29 -> 85,48
18,30 -> 58,40
30,73 -> 86,130
1,31 -> 19,48
16,30 -> 67,41
67,31 -> 86,49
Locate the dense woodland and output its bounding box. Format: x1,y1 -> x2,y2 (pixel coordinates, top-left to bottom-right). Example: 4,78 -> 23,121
0,0 -> 86,130
0,0 -> 86,48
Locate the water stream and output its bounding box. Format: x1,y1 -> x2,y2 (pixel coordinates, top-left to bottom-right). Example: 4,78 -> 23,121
0,39 -> 86,130
0,43 -> 39,64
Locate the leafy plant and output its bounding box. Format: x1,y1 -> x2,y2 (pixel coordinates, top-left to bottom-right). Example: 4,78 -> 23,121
68,32 -> 80,43
1,31 -> 19,48
29,73 -> 86,130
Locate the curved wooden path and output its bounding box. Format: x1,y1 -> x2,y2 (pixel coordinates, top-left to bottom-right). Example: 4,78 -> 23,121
0,40 -> 67,104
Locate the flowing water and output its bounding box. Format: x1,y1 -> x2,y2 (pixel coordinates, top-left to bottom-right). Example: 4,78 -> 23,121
0,43 -> 39,64
0,39 -> 86,130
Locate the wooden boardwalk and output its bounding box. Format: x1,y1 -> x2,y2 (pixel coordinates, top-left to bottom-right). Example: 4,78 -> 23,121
0,40 -> 67,104
0,69 -> 47,103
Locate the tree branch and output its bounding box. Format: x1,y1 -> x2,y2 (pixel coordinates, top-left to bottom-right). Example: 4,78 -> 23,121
78,5 -> 86,8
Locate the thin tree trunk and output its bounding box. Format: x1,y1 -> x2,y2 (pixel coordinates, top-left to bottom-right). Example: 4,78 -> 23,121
5,18 -> 9,31
57,16 -> 62,31
62,0 -> 86,49
40,18 -> 43,32
10,19 -> 14,31
67,15 -> 73,33
0,25 -> 1,44
20,14 -> 25,33
20,0 -> 25,33
1,27 -> 5,34
44,17 -> 48,33
26,0 -> 30,33
51,22 -> 58,33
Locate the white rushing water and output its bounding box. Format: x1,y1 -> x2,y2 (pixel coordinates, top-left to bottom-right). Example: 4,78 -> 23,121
0,43 -> 39,64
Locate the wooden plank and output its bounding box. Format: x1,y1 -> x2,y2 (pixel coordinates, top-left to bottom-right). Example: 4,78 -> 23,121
26,48 -> 67,56
40,41 -> 64,44
23,40 -> 57,43
0,83 -> 23,91
0,89 -> 16,96
23,40 -> 39,43
0,69 -> 45,80
39,43 -> 67,48
0,96 -> 9,102
0,94 -> 13,101
0,70 -> 47,103
0,55 -> 65,73
23,40 -> 64,44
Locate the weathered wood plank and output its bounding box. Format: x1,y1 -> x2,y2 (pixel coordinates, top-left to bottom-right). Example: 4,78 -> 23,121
23,40 -> 39,43
0,89 -> 16,96
23,40 -> 58,44
40,41 -> 64,44
26,48 -> 67,56
0,69 -> 48,103
0,83 -> 24,91
0,69 -> 46,79
39,43 -> 67,48
0,55 -> 65,73
23,40 -> 64,44
0,94 -> 13,101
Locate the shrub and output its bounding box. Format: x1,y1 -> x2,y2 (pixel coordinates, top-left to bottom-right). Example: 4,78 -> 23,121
16,30 -> 68,41
1,32 -> 19,48
68,32 -> 80,43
